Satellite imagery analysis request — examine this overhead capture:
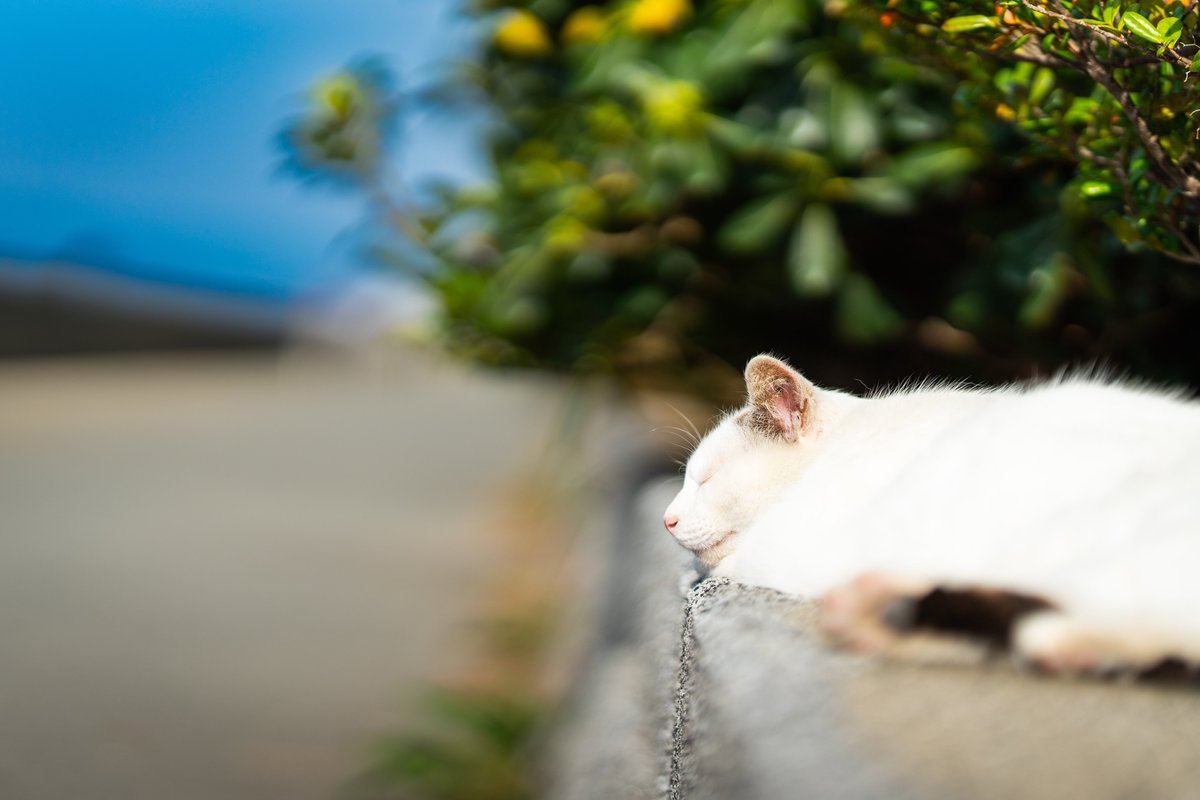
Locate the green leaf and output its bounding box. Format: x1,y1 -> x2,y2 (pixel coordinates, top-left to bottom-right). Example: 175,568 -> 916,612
1064,96 -> 1101,126
717,193 -> 799,254
788,203 -> 847,297
676,137 -> 726,195
835,273 -> 904,344
1158,17 -> 1183,48
1006,32 -> 1033,52
828,81 -> 880,166
1122,12 -> 1164,44
1028,67 -> 1056,106
1018,253 -> 1072,330
839,177 -> 916,215
1078,180 -> 1114,198
706,115 -> 764,152
888,144 -> 979,188
1102,5 -> 1118,26
941,15 -> 998,33
946,291 -> 987,330
1107,214 -> 1142,245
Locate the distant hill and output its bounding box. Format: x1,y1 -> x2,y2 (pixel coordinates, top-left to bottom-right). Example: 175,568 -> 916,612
0,256 -> 288,357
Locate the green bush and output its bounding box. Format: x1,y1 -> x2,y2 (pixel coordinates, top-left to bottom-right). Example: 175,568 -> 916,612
286,0 -> 1200,399
861,0 -> 1200,263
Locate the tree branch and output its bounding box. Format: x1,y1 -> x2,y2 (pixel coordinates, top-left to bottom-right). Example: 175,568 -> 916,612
1045,4 -> 1200,199
1078,48 -> 1200,197
1020,0 -> 1193,69
958,41 -> 1073,69
1021,0 -> 1126,46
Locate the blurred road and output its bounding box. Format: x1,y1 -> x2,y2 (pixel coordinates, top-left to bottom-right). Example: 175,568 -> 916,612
0,348 -> 564,800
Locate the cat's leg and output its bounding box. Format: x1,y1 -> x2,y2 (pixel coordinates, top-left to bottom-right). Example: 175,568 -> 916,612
820,571 -> 1055,665
1013,611 -> 1200,677
819,571 -> 935,652
819,572 -> 992,665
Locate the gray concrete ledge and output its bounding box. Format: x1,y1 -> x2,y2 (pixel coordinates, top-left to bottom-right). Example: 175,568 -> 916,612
551,479 -> 1200,800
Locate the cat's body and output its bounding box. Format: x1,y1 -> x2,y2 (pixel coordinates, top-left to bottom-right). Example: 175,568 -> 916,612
664,356 -> 1200,671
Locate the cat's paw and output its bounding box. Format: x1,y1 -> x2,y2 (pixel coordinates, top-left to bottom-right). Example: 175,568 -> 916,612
1013,611 -> 1183,676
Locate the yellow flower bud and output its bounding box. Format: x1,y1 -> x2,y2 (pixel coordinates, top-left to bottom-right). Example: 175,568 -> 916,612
562,7 -> 607,44
311,73 -> 360,120
586,100 -> 636,142
495,10 -> 552,58
544,215 -> 590,255
643,80 -> 705,136
628,0 -> 693,35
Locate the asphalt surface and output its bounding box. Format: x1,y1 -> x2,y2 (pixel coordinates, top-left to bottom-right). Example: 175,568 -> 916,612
0,349 -> 564,800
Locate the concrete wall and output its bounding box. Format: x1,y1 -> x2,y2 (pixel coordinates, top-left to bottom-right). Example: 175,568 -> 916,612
551,479 -> 1200,800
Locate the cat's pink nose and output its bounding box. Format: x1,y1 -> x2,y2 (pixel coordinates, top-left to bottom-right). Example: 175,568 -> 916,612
663,514 -> 679,533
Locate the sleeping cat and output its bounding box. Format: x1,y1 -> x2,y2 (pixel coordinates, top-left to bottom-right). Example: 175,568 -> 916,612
663,354 -> 1200,674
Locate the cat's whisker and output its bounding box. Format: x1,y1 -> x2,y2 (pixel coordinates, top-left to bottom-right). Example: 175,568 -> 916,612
670,425 -> 701,448
649,434 -> 687,452
651,425 -> 701,452
664,402 -> 703,445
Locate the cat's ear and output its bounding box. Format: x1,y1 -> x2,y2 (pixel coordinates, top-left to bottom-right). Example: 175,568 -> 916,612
742,355 -> 816,443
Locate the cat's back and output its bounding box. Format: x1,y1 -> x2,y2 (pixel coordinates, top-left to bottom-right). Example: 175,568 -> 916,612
731,375 -> 1200,595
845,376 -> 1200,586
926,376 -> 1200,479
836,374 -> 1200,477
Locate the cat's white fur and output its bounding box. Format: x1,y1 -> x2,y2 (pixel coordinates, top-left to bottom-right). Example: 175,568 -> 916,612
664,355 -> 1200,669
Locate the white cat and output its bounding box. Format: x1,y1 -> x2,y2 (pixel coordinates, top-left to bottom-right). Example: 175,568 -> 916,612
663,354 -> 1200,673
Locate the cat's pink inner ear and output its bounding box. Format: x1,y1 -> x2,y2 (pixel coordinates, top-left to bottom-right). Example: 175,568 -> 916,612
769,386 -> 803,441
744,355 -> 814,443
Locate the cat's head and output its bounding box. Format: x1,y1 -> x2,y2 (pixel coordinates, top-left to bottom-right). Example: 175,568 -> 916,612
663,354 -> 833,566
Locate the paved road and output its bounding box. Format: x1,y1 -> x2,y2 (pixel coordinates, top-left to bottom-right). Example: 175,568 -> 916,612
0,349 -> 564,800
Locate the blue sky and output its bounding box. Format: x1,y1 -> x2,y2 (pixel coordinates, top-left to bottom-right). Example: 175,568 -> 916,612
0,0 -> 483,301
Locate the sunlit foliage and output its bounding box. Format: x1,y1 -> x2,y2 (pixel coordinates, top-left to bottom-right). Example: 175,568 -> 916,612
285,0 -> 1200,397
861,0 -> 1200,265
